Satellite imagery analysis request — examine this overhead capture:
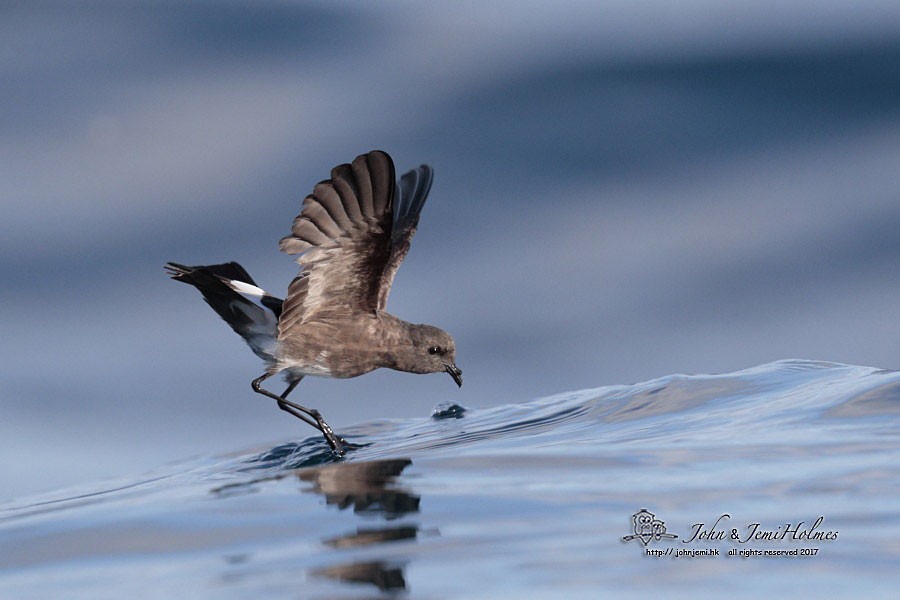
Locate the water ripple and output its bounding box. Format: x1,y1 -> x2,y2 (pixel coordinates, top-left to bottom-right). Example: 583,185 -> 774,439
2,360 -> 899,597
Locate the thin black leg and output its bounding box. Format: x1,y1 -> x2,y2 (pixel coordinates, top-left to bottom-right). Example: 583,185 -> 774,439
281,378 -> 301,398
251,373 -> 344,455
251,373 -> 318,429
277,378 -> 322,432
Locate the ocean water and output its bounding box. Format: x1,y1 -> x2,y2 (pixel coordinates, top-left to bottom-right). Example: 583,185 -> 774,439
2,360 -> 899,598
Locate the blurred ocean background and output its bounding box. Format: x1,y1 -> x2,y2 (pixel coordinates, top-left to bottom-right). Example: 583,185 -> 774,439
3,4 -> 900,590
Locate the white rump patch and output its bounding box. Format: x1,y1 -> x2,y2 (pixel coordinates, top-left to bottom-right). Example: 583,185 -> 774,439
227,279 -> 267,297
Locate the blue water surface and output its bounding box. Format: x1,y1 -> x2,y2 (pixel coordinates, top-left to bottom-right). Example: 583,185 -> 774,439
1,360 -> 898,598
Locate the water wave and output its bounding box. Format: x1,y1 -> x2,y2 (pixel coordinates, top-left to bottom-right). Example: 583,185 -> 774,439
2,360 -> 899,597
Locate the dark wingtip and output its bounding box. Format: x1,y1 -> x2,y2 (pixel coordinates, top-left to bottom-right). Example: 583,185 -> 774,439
395,164 -> 434,226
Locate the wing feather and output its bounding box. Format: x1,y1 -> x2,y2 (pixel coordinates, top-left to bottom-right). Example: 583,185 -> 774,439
301,197 -> 342,239
277,151 -> 433,339
350,154 -> 376,219
290,215 -> 332,246
312,181 -> 352,228
377,164 -> 433,309
331,165 -> 365,223
279,236 -> 314,254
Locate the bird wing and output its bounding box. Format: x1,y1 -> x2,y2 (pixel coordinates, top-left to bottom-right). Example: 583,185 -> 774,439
277,151 -> 432,337
377,162 -> 433,310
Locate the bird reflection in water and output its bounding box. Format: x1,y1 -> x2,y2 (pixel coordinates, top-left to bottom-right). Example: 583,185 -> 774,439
213,458 -> 419,592
298,458 -> 419,518
302,459 -> 419,592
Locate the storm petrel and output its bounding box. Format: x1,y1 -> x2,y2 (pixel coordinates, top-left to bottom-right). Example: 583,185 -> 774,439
166,150 -> 461,454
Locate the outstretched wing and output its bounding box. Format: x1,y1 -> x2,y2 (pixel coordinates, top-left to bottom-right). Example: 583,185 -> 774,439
377,162 -> 433,309
277,150 -> 432,337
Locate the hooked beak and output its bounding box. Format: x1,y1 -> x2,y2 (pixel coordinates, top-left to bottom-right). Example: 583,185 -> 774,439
444,363 -> 463,388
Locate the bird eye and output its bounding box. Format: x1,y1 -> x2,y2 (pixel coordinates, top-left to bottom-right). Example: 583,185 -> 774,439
428,346 -> 440,355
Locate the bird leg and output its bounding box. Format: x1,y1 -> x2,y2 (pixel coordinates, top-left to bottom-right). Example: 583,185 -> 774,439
251,373 -> 345,455
279,378 -> 346,455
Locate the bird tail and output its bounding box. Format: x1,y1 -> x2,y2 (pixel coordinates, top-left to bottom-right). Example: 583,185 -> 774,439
165,262 -> 283,362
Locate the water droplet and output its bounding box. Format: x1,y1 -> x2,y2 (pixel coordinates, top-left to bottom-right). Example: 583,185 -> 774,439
431,401 -> 467,419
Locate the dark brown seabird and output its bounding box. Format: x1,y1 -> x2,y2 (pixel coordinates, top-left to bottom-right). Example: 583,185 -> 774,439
165,150 -> 461,454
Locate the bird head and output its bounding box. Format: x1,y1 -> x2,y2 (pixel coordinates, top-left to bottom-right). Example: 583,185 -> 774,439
406,324 -> 462,387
